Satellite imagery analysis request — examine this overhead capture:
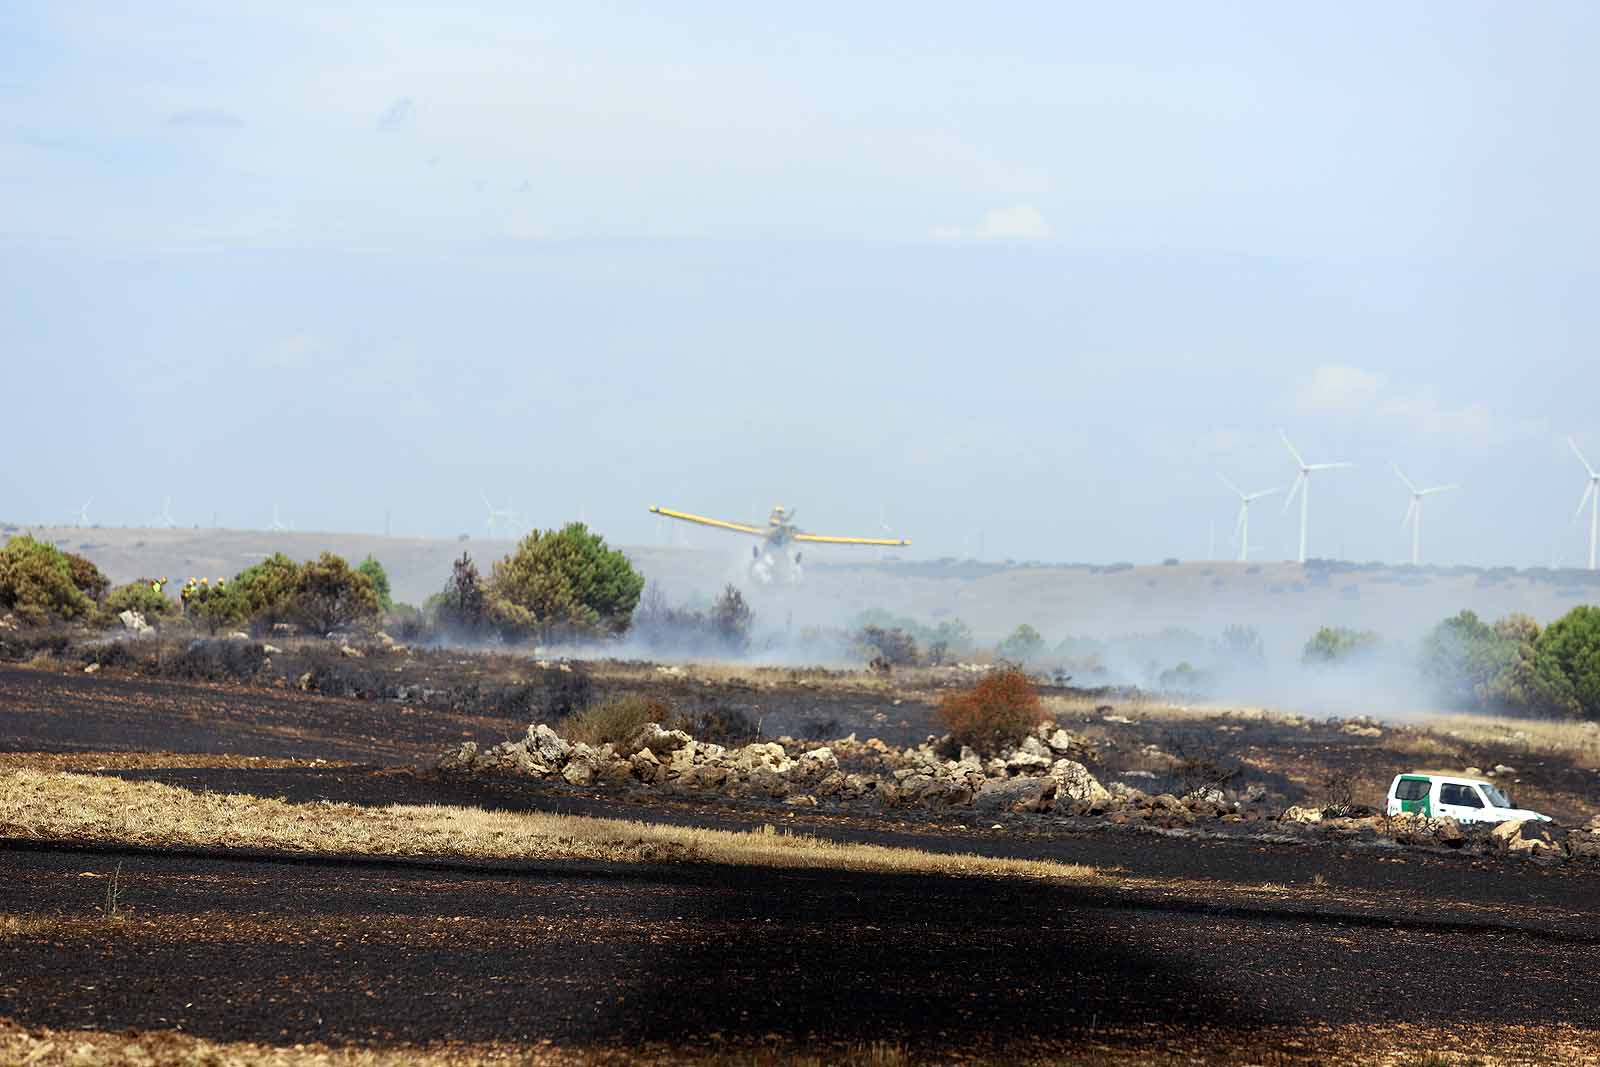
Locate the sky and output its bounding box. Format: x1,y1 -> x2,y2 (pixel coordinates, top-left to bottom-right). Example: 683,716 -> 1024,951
3,2 -> 1599,568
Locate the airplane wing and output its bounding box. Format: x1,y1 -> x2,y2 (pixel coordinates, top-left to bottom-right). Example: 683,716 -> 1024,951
792,532 -> 911,547
649,506 -> 764,536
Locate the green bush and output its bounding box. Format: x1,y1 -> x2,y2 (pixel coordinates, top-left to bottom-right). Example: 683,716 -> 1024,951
183,582 -> 247,635
1484,614 -> 1542,711
103,580 -> 174,622
1420,610 -> 1517,708
1532,605 -> 1600,720
292,552 -> 381,635
856,624 -> 921,667
997,623 -> 1045,663
232,553 -> 301,630
560,695 -> 674,747
0,536 -> 95,625
358,555 -> 393,613
430,552 -> 488,635
1301,626 -> 1381,664
487,523 -> 644,641
64,553 -> 110,602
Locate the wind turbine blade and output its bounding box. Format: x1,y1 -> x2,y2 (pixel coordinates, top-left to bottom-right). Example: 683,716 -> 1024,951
1279,430 -> 1306,469
1392,464 -> 1417,493
1233,504 -> 1247,542
1244,488 -> 1279,502
1402,499 -> 1417,529
1307,462 -> 1354,471
1571,438 -> 1598,478
1282,473 -> 1305,513
1576,482 -> 1596,524
1217,473 -> 1244,499
1418,485 -> 1459,496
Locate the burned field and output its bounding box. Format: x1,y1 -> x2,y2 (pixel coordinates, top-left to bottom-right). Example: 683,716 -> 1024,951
3,651 -> 1600,1065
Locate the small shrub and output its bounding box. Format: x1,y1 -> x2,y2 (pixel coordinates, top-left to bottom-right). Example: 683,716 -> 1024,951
1302,626 -> 1381,664
561,695 -> 674,747
675,703 -> 760,746
856,625 -> 920,667
542,668 -> 594,719
164,639 -> 269,683
938,667 -> 1042,755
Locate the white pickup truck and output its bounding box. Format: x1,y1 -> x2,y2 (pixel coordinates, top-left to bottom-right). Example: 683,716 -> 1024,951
1385,772 -> 1550,824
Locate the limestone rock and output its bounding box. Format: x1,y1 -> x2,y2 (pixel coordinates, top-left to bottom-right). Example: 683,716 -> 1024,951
815,770 -> 847,797
975,777 -> 1056,815
1050,760 -> 1111,808
339,644 -> 363,658
1281,805 -> 1323,825
528,724 -> 573,766
1004,748 -> 1053,775
435,741 -> 478,772
1493,819 -> 1566,864
626,722 -> 694,757
118,610 -> 154,636
629,747 -> 666,784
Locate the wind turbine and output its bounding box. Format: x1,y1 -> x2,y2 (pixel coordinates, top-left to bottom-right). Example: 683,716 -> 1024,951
73,498 -> 92,527
1280,432 -> 1353,564
269,504 -> 290,532
483,495 -> 517,538
160,497 -> 177,530
1570,438 -> 1600,570
1218,475 -> 1278,563
1394,465 -> 1458,566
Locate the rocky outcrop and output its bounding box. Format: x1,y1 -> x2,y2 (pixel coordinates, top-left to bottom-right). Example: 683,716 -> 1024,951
1493,819 -> 1567,864
118,610 -> 153,636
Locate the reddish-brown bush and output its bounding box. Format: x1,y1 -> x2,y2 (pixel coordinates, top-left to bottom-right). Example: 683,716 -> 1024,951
938,667 -> 1042,755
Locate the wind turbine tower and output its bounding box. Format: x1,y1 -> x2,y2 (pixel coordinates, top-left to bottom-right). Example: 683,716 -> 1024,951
1394,465 -> 1458,566
1571,438 -> 1600,570
1280,432 -> 1353,564
74,499 -> 92,527
270,504 -> 289,532
1218,475 -> 1277,563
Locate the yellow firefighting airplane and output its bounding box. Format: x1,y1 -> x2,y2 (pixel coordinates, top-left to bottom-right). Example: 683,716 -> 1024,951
648,504 -> 909,569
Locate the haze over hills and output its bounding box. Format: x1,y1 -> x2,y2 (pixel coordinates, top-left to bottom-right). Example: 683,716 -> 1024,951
8,523 -> 1592,670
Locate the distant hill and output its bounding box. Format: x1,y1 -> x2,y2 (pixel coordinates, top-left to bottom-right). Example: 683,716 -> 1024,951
6,522 -> 1595,660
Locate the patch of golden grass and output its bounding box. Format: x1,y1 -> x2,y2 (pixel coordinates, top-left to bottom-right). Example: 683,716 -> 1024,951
1420,714 -> 1600,768
0,914 -> 58,937
1,1019 -> 1596,1067
0,769 -> 1098,883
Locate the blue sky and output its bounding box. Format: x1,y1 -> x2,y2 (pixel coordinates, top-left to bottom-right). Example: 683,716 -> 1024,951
3,3 -> 1598,566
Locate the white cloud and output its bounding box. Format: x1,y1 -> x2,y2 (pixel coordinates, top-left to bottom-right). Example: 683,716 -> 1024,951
1290,363 -> 1505,444
932,204 -> 1052,242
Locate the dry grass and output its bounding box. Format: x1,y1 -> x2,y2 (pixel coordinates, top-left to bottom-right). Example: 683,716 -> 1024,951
0,769 -> 1098,884
0,914 -> 58,937
2,1019 -> 1597,1067
1420,714 -> 1600,768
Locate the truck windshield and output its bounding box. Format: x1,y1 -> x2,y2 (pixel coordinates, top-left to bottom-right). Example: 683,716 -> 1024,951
1480,784 -> 1513,809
